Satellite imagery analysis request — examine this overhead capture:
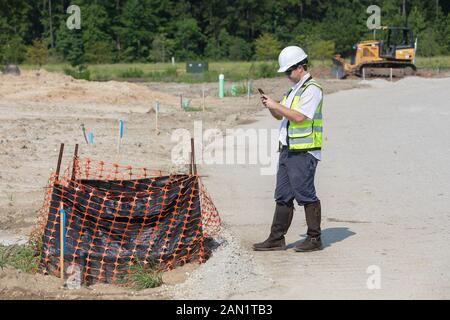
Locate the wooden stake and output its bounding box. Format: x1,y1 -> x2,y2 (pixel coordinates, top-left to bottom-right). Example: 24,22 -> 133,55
189,151 -> 193,175
71,144 -> 79,181
80,124 -> 89,144
202,86 -> 205,112
56,143 -> 64,181
156,107 -> 158,130
117,120 -> 124,154
390,68 -> 393,82
155,101 -> 160,130
191,138 -> 197,175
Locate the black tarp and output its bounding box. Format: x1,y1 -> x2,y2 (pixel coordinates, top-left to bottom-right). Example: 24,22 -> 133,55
40,174 -> 207,284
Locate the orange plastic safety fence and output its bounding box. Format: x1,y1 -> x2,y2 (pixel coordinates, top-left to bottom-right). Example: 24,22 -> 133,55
35,158 -> 221,285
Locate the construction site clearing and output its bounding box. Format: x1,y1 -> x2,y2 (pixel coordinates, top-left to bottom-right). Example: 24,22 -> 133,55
0,68 -> 449,299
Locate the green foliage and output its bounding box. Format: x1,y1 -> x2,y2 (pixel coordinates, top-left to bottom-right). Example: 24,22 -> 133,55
84,41 -> 115,64
0,1 -> 31,64
91,72 -> 113,81
417,28 -> 442,57
205,29 -> 252,61
145,65 -> 178,81
320,3 -> 367,55
292,21 -> 322,53
0,244 -> 40,274
64,66 -> 91,80
1,0 -> 450,66
225,82 -> 252,96
176,70 -> 220,83
55,21 -> 85,69
1,36 -> 27,64
183,106 -> 204,112
114,0 -> 163,61
2,0 -> 450,66
416,55 -> 450,68
22,60 -> 329,83
119,67 -> 144,78
255,33 -> 281,60
164,65 -> 178,77
446,13 -> 450,52
122,260 -> 163,290
381,0 -> 406,26
408,6 -> 427,38
205,29 -> 232,60
433,10 -> 450,54
148,34 -> 175,63
26,39 -> 49,67
229,37 -> 253,61
310,40 -> 335,64
255,62 -> 278,78
173,18 -> 205,60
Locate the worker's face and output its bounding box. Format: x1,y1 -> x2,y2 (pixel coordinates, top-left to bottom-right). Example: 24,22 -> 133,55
286,65 -> 305,83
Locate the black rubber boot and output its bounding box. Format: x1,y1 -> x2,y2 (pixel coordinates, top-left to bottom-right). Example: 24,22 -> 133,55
294,201 -> 323,252
253,203 -> 294,251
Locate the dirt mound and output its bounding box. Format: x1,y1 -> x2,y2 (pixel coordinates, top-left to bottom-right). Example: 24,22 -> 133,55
0,70 -> 177,106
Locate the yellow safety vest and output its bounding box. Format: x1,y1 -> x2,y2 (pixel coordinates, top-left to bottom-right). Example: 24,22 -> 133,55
281,77 -> 323,151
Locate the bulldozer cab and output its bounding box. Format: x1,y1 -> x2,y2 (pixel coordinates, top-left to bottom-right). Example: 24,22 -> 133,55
379,27 -> 414,60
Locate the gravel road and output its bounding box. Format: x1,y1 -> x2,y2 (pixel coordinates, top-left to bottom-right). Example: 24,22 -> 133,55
176,76 -> 450,299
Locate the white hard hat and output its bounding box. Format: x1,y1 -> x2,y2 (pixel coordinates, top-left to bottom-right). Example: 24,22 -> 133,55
277,46 -> 308,73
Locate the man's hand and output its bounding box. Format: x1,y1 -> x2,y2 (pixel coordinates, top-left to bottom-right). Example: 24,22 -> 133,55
261,94 -> 280,110
261,94 -> 283,120
261,94 -> 306,123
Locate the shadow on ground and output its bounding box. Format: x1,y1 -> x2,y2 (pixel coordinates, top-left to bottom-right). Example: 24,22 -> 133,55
286,227 -> 356,249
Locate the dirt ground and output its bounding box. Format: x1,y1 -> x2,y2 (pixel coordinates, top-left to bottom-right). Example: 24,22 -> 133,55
0,68 -> 363,299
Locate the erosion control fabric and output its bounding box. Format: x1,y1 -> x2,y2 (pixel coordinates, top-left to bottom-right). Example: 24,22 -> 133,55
37,158 -> 221,284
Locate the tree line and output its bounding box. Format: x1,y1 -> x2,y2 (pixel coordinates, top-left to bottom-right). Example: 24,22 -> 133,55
1,0 -> 449,66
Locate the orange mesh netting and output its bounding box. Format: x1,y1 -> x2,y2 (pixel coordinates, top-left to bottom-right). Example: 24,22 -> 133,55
34,157 -> 221,285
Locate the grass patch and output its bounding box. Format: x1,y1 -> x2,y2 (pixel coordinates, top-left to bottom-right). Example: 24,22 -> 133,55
121,261 -> 163,290
118,67 -> 145,78
21,61 -> 289,83
225,81 -> 254,97
415,56 -> 450,69
183,106 -> 204,112
0,244 -> 41,273
63,67 -> 91,80
91,72 -> 113,81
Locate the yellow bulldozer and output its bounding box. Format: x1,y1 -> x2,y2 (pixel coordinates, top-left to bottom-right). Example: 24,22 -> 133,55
332,26 -> 417,79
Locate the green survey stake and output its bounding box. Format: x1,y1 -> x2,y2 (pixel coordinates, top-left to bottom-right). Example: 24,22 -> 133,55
219,74 -> 224,98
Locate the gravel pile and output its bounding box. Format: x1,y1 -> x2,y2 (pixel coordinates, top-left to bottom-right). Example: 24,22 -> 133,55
170,227 -> 273,299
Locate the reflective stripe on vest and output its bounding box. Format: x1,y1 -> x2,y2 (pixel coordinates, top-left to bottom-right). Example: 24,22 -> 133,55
281,78 -> 323,151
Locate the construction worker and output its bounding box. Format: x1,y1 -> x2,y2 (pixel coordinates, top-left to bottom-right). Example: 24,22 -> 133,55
253,46 -> 323,252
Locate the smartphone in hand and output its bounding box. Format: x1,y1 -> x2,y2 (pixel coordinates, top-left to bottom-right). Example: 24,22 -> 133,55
258,88 -> 268,107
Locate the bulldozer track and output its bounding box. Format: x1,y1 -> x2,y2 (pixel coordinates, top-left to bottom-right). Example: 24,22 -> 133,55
356,61 -> 416,79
